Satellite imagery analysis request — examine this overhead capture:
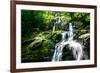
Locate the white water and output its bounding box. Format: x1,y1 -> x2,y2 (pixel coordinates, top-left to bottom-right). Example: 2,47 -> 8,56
52,17 -> 63,32
53,23 -> 55,32
52,23 -> 83,61
52,32 -> 68,61
68,23 -> 73,41
61,32 -> 68,42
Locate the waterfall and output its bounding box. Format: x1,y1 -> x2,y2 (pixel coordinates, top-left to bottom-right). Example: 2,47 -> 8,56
53,23 -> 55,32
52,42 -> 64,61
68,23 -> 73,41
61,32 -> 68,42
52,23 -> 83,61
52,32 -> 68,61
68,41 -> 83,60
52,17 -> 62,32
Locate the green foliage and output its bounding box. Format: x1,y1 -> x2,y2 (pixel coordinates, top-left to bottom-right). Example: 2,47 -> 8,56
21,10 -> 90,62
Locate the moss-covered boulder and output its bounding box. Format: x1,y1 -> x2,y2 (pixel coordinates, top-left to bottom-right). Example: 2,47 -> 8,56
21,31 -> 62,62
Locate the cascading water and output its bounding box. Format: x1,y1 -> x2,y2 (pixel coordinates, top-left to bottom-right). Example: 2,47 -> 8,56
52,17 -> 62,32
68,23 -> 73,41
68,41 -> 83,60
52,32 -> 68,61
61,32 -> 68,42
52,23 -> 83,61
53,23 -> 55,32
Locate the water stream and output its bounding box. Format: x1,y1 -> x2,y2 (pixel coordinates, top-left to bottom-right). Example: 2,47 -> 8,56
52,23 -> 83,61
